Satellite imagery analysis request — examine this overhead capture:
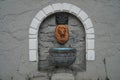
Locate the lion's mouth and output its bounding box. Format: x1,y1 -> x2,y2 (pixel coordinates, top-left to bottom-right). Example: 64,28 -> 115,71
60,34 -> 65,38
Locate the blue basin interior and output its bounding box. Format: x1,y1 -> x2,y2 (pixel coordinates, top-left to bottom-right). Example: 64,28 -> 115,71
53,48 -> 75,50
49,48 -> 76,53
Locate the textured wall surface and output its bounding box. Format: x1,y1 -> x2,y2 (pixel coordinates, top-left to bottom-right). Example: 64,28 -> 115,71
0,0 -> 120,80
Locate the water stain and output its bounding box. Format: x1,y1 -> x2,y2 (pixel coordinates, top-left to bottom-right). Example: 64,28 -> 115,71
103,58 -> 110,80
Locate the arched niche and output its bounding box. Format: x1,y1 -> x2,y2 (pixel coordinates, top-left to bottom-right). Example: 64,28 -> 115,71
29,3 -> 95,64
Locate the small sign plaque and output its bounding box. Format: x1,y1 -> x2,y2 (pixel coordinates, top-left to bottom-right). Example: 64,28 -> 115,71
55,12 -> 68,25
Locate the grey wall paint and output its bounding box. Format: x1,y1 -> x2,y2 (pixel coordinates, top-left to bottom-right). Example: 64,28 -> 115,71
0,0 -> 120,80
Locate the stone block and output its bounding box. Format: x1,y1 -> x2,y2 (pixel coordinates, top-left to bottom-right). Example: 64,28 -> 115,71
29,28 -> 37,35
62,3 -> 72,12
70,5 -> 81,15
78,10 -> 88,21
86,50 -> 95,60
52,3 -> 62,12
86,39 -> 95,49
40,48 -> 49,60
29,39 -> 37,49
39,60 -> 50,70
29,34 -> 37,39
84,18 -> 93,29
86,28 -> 94,33
30,18 -> 41,29
31,72 -> 48,80
86,34 -> 95,39
41,27 -> 55,33
43,5 -> 54,15
29,50 -> 37,61
35,10 -> 46,21
40,42 -> 54,48
39,34 -> 54,41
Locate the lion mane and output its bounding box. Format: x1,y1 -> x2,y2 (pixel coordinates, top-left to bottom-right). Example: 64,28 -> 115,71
55,25 -> 69,44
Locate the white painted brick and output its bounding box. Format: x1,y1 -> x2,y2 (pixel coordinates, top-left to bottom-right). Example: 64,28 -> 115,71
86,50 -> 95,60
30,18 -> 40,29
86,34 -> 95,38
29,39 -> 37,49
43,5 -> 54,15
70,5 -> 81,15
52,3 -> 62,12
29,50 -> 37,61
78,10 -> 88,21
87,39 -> 95,49
84,18 -> 93,29
86,28 -> 95,33
29,34 -> 37,39
35,10 -> 46,21
62,3 -> 72,12
29,28 -> 37,34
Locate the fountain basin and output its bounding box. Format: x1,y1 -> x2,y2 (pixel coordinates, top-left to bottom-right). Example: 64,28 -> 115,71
49,48 -> 76,67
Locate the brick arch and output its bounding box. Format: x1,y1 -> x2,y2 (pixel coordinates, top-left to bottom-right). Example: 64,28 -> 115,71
29,3 -> 95,61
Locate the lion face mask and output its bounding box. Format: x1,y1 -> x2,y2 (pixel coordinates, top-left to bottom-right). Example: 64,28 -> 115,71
55,25 -> 69,44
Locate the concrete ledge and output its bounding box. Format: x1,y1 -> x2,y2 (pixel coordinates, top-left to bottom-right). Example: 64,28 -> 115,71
70,5 -> 81,15
30,18 -> 41,29
29,39 -> 37,49
86,50 -> 95,60
29,50 -> 37,61
35,10 -> 46,21
43,5 -> 54,15
52,73 -> 74,80
78,10 -> 88,21
62,3 -> 72,12
52,3 -> 62,12
84,18 -> 93,29
29,28 -> 37,35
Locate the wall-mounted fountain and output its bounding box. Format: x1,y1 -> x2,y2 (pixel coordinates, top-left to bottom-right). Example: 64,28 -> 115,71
29,3 -> 95,80
38,12 -> 86,72
48,13 -> 76,68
